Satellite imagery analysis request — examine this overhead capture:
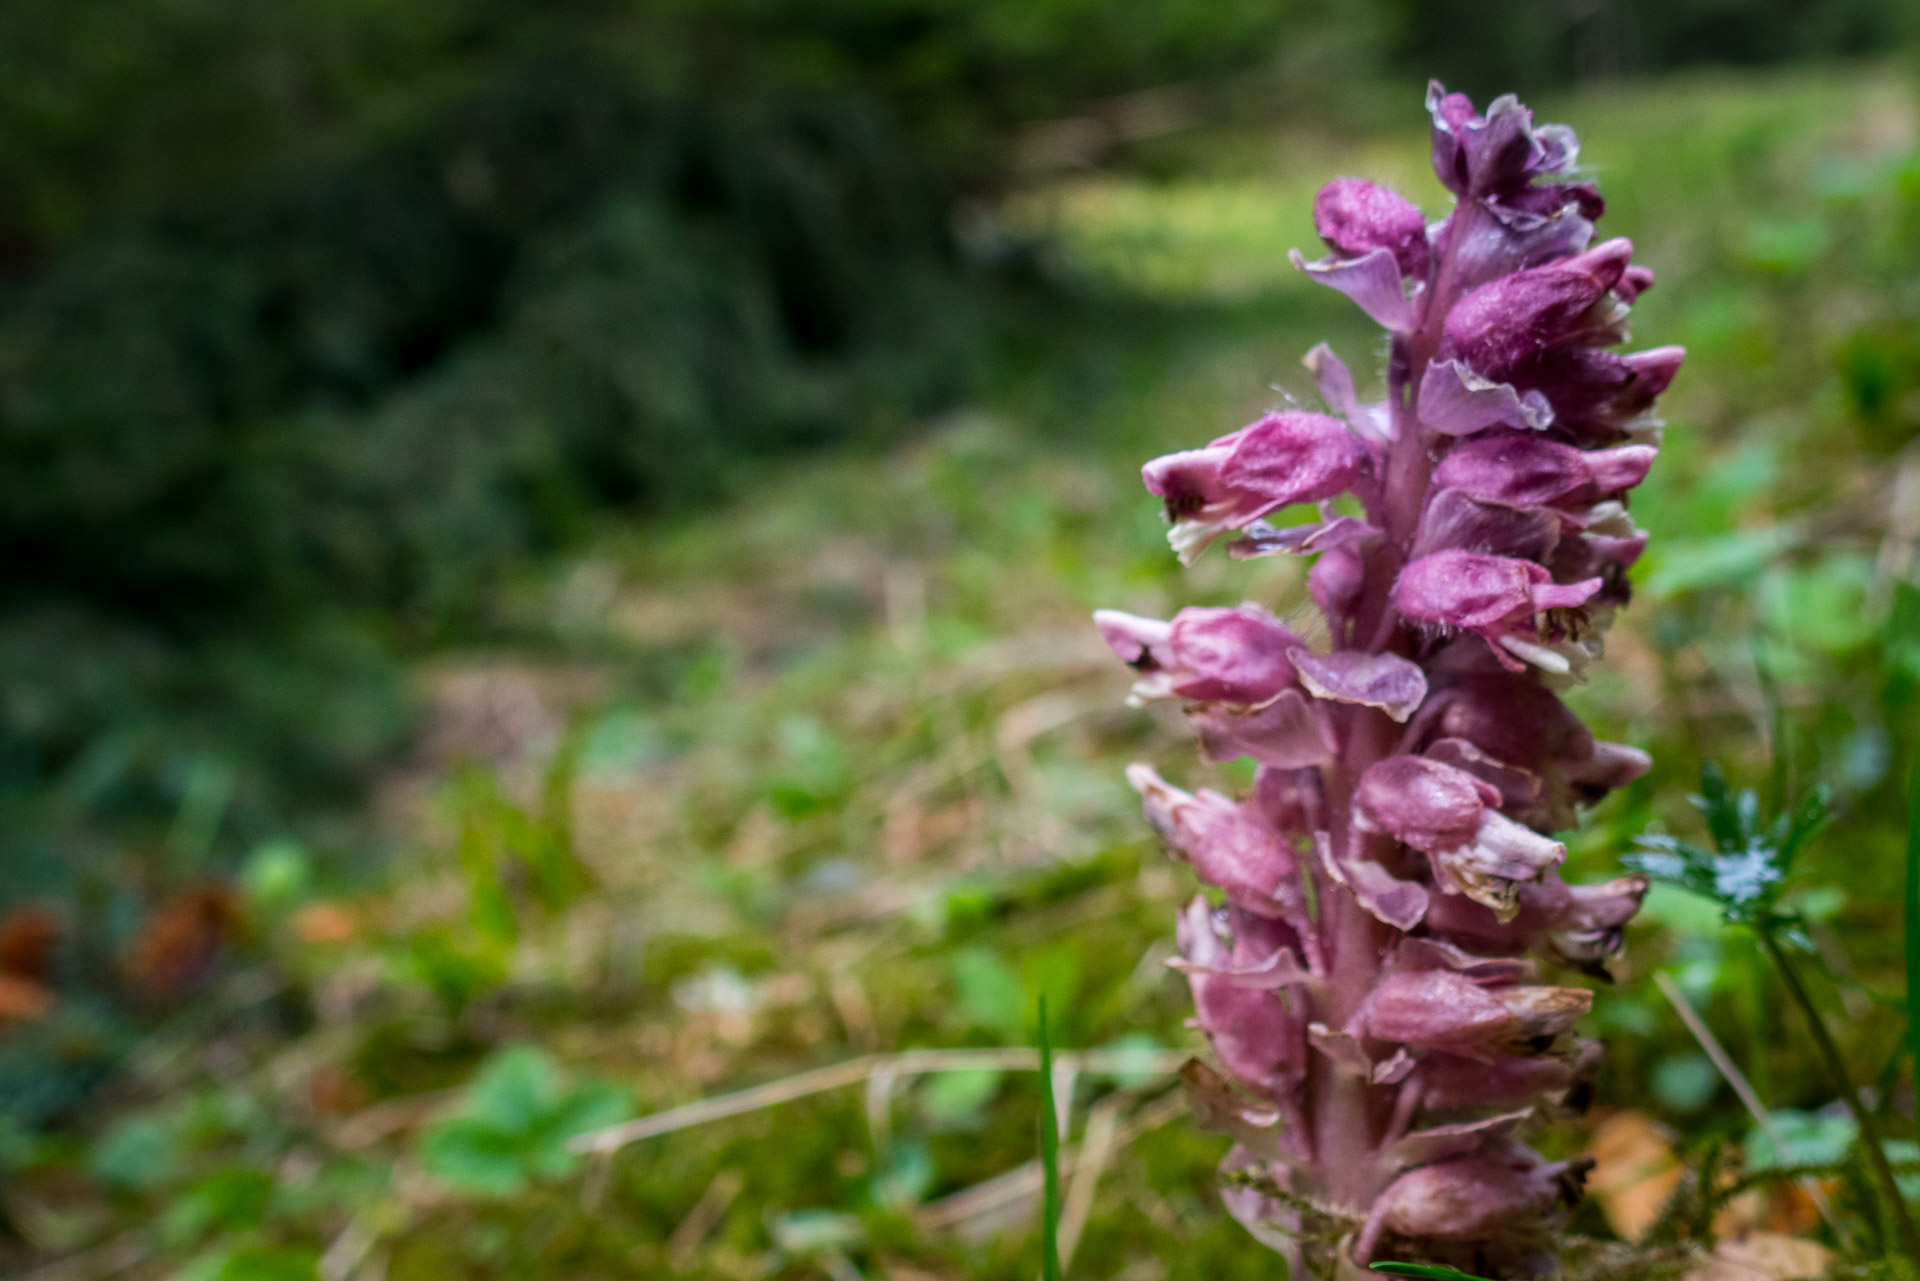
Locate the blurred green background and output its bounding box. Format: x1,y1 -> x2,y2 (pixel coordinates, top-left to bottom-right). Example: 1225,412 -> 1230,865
4,2 -> 1920,1278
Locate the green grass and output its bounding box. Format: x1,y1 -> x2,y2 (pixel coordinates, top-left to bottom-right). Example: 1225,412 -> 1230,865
7,61 -> 1920,1281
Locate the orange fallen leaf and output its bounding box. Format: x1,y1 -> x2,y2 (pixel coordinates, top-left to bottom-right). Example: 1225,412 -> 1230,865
0,906 -> 58,980
0,973 -> 53,1023
293,902 -> 357,946
1587,1110 -> 1683,1242
123,884 -> 241,1003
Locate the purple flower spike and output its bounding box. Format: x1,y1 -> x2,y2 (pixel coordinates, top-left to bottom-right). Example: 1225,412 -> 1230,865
1095,84 -> 1673,1268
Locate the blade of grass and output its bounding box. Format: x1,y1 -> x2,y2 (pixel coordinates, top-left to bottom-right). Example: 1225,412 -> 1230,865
1039,996 -> 1062,1281
1370,1263 -> 1496,1281
1906,748 -> 1920,1094
1652,971 -> 1847,1241
1753,637 -> 1789,814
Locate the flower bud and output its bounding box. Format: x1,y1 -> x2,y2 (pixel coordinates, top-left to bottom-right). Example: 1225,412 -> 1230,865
1433,434 -> 1657,512
1362,1138 -> 1588,1258
1309,546 -> 1365,628
1128,765 -> 1308,921
1314,177 -> 1431,279
1355,756 -> 1563,919
1444,239 -> 1635,378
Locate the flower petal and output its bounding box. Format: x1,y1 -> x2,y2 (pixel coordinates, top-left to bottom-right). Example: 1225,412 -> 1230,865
1190,689 -> 1337,769
1304,342 -> 1393,442
1230,512 -> 1383,559
1290,648 -> 1428,722
1384,1108 -> 1534,1173
1315,833 -> 1430,931
1429,811 -> 1567,923
1180,1058 -> 1286,1159
1290,247 -> 1416,332
1411,489 -> 1561,562
1417,359 -> 1554,436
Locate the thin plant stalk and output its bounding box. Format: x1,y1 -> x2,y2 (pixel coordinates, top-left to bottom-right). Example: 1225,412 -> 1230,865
1038,996 -> 1062,1281
1759,930 -> 1920,1263
1652,971 -> 1846,1242
1905,749 -> 1920,1107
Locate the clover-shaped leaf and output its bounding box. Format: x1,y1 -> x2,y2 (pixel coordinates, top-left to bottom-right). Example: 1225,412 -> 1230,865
419,1046 -> 629,1196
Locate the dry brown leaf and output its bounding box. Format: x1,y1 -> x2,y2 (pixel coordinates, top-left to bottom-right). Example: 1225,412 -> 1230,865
0,906 -> 59,980
0,973 -> 53,1023
1587,1110 -> 1683,1242
1687,1232 -> 1832,1281
306,1065 -> 371,1117
122,884 -> 240,1003
1762,1182 -> 1827,1237
294,902 -> 359,946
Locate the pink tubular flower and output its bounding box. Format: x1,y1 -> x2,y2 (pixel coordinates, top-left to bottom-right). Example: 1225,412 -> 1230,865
1094,603 -> 1304,705
1143,411 -> 1369,563
1093,83 -> 1677,1272
1395,550 -> 1601,674
1444,240 -> 1635,379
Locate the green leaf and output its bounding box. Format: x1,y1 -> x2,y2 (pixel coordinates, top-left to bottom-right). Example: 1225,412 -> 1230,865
1746,1109 -> 1858,1170
921,1069 -> 1002,1131
952,947 -> 1024,1036
1631,764 -> 1827,928
1776,785 -> 1831,872
176,1249 -> 320,1281
769,1209 -> 865,1254
208,1249 -> 322,1281
239,840 -> 311,912
162,1168 -> 275,1246
89,1116 -> 180,1191
419,1117 -> 534,1196
466,1045 -> 564,1133
419,1046 -> 630,1197
1643,526 -> 1796,599
1371,1263 -> 1498,1281
1695,763 -> 1748,854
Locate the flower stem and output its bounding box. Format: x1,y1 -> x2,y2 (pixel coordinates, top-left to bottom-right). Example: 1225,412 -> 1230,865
1760,929 -> 1920,1262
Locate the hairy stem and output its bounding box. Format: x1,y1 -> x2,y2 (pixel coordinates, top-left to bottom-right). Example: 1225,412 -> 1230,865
1760,929 -> 1920,1262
